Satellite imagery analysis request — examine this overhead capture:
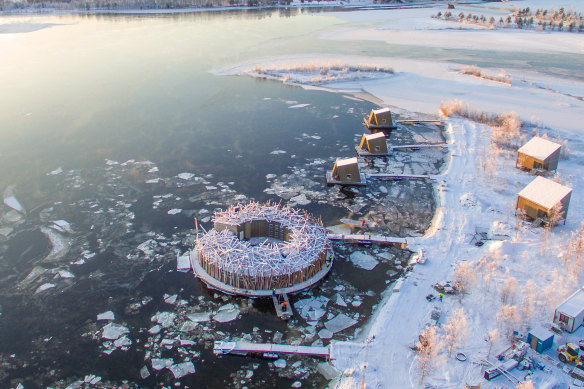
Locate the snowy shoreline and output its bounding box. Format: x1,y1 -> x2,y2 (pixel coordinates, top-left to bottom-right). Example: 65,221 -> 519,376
217,1 -> 584,387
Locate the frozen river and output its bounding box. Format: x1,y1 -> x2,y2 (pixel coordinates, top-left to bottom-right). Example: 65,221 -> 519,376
0,8 -> 455,388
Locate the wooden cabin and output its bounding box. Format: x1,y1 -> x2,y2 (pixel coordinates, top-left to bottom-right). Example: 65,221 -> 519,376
554,287 -> 584,333
516,176 -> 572,223
516,137 -> 561,171
363,107 -> 397,135
326,157 -> 366,186
359,133 -> 388,154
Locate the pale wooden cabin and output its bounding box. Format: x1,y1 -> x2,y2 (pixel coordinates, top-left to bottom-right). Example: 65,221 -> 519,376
516,176 -> 572,224
363,107 -> 397,135
516,137 -> 561,171
359,133 -> 388,154
326,157 -> 366,186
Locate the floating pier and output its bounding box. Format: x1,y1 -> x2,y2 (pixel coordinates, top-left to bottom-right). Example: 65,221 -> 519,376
272,293 -> 293,320
214,341 -> 330,359
391,143 -> 448,150
354,145 -> 392,157
367,173 -> 433,181
395,120 -> 443,125
326,171 -> 367,186
327,233 -> 409,248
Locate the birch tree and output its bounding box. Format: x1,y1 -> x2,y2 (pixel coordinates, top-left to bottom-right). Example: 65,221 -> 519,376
497,305 -> 520,339
443,308 -> 469,356
454,261 -> 476,302
485,328 -> 500,360
415,325 -> 444,384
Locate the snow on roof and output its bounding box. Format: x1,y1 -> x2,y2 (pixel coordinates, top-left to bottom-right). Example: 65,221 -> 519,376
529,325 -> 554,341
372,107 -> 391,115
557,287 -> 584,318
518,137 -> 561,161
518,176 -> 572,210
365,132 -> 385,141
336,157 -> 358,166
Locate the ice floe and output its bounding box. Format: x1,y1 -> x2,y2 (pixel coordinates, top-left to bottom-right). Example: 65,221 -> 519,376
151,358 -> 174,371
102,323 -> 130,340
186,312 -> 211,322
169,361 -> 195,378
52,220 -> 72,233
168,208 -> 182,215
349,251 -> 378,270
294,296 -> 329,321
177,254 -> 191,272
97,311 -> 115,321
35,283 -> 55,294
213,304 -> 240,323
178,173 -> 195,180
324,314 -> 357,334
151,312 -> 177,328
274,359 -> 287,368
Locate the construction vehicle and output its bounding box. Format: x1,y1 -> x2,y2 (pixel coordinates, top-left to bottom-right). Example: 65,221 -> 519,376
558,343 -> 581,363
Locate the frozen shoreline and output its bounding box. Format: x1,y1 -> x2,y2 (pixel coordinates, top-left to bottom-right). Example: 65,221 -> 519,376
218,1 -> 584,387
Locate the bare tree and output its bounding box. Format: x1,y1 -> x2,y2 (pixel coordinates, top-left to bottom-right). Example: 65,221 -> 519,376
453,261 -> 476,302
500,276 -> 518,305
496,305 -> 520,339
520,279 -> 537,328
443,308 -> 469,356
516,381 -> 535,389
485,328 -> 500,360
415,325 -> 444,384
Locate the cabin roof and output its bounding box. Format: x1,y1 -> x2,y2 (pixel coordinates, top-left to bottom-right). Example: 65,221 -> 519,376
518,137 -> 561,161
518,176 -> 572,210
365,132 -> 386,141
336,157 -> 358,167
529,325 -> 554,341
557,288 -> 584,317
372,107 -> 391,115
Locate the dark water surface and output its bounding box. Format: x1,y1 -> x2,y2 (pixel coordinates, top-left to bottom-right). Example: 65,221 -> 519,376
0,9 -> 444,388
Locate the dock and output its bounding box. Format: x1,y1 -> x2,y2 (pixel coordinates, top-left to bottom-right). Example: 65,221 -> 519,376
367,173 -> 433,181
272,293 -> 293,320
391,143 -> 448,150
395,120 -> 443,125
354,145 -> 392,157
327,233 -> 409,248
326,171 -> 367,186
214,341 -> 330,359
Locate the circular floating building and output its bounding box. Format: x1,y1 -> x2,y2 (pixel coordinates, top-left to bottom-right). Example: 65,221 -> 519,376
190,202 -> 333,297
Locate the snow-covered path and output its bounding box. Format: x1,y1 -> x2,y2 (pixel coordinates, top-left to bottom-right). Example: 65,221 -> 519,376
333,119 -> 490,387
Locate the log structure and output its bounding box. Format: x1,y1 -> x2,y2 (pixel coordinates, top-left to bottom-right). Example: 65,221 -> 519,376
192,202 -> 333,296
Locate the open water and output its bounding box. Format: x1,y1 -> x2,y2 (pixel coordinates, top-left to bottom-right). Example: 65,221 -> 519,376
0,9 -> 450,388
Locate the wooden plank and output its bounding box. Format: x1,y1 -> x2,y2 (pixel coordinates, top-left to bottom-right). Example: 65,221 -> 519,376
326,171 -> 367,186
327,233 -> 408,247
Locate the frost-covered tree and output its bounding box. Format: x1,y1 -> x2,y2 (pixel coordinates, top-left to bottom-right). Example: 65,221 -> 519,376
497,305 -> 520,339
443,308 -> 469,356
485,328 -> 500,360
516,381 -> 535,389
453,261 -> 476,302
500,276 -> 518,305
521,279 -> 537,327
415,325 -> 444,384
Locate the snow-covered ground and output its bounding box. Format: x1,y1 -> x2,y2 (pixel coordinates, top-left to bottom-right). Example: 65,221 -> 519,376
219,0 -> 584,387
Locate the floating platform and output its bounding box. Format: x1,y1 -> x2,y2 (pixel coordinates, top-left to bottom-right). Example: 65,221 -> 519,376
354,145 -> 392,157
391,143 -> 448,151
326,171 -> 367,186
272,293 -> 293,320
190,250 -> 334,297
367,173 -> 433,181
214,341 -> 330,359
327,233 -> 409,248
395,120 -> 443,125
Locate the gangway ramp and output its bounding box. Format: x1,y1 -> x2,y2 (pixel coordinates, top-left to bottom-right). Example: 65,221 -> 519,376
214,341 -> 330,358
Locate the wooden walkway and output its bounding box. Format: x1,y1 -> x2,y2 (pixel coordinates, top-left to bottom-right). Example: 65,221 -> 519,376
272,293 -> 292,320
214,341 -> 330,358
395,120 -> 443,125
367,173 -> 433,180
327,233 -> 409,248
391,143 -> 448,150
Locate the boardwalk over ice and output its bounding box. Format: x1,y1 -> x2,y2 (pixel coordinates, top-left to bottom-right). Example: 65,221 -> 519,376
214,341 -> 330,358
327,234 -> 409,248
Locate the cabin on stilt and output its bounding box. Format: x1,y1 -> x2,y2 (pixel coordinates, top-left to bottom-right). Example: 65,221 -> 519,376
516,137 -> 561,171
326,157 -> 366,186
363,107 -> 397,136
356,133 -> 390,156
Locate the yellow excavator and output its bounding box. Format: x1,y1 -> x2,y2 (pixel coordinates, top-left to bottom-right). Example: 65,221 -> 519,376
558,343 -> 581,364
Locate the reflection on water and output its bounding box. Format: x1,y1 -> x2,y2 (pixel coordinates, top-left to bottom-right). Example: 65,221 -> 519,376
0,10 -> 445,388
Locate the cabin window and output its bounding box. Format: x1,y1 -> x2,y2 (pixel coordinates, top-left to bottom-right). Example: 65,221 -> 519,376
346,174 -> 352,180
381,119 -> 387,123
559,313 -> 570,324
534,161 -> 543,169
375,146 -> 380,151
